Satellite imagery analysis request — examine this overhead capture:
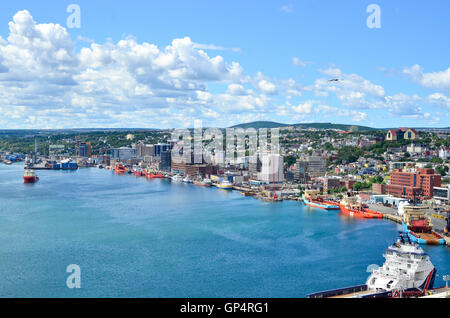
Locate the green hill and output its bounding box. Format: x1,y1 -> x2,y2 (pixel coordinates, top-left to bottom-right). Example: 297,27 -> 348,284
230,121 -> 376,131
293,123 -> 376,131
230,121 -> 290,129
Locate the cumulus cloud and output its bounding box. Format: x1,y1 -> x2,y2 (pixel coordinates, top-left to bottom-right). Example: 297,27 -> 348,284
318,67 -> 385,98
0,10 -> 447,128
293,101 -> 314,114
403,64 -> 450,91
0,10 -> 250,127
256,79 -> 277,95
426,92 -> 450,109
384,93 -> 426,118
226,83 -> 247,96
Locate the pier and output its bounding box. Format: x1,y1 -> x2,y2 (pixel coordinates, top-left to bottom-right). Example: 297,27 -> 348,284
382,213 -> 402,224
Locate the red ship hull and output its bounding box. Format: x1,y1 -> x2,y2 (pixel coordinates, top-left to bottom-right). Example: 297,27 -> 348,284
23,176 -> 39,183
144,171 -> 163,178
114,166 -> 128,174
340,205 -> 383,219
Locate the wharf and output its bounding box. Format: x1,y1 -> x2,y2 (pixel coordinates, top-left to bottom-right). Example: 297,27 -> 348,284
368,204 -> 402,224
421,287 -> 449,298
382,213 -> 402,224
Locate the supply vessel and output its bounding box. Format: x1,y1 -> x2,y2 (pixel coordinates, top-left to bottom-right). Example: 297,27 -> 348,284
308,234 -> 436,298
302,190 -> 340,210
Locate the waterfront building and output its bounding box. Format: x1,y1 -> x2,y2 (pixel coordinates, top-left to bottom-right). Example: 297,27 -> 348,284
171,155 -> 216,177
110,147 -> 137,160
171,162 -> 216,177
77,142 -> 91,158
259,154 -> 284,184
160,150 -> 171,172
386,168 -> 442,199
154,143 -> 171,157
294,155 -> 327,182
137,143 -> 155,158
372,183 -> 386,195
248,156 -> 262,173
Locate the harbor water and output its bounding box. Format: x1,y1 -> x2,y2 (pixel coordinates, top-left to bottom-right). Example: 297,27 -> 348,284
0,163 -> 449,297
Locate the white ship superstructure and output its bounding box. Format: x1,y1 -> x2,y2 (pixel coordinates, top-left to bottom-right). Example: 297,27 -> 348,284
366,237 -> 435,293
308,235 -> 437,298
171,175 -> 183,183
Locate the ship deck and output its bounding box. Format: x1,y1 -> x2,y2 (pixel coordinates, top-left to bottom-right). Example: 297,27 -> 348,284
414,232 -> 443,244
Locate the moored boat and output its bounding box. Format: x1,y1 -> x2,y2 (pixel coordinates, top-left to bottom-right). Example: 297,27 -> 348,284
193,178 -> 212,187
23,169 -> 39,183
215,180 -> 233,190
339,197 -> 383,219
171,175 -> 183,183
183,176 -> 193,184
401,204 -> 445,245
308,234 -> 437,298
143,169 -> 163,178
114,165 -> 128,174
302,190 -> 340,210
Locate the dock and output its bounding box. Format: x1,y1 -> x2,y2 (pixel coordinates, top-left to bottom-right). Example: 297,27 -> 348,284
421,287 -> 449,298
382,213 -> 402,224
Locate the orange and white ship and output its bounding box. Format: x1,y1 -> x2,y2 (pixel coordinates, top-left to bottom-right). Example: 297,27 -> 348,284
23,169 -> 39,183
143,169 -> 163,178
339,197 -> 383,219
302,190 -> 340,210
114,165 -> 128,174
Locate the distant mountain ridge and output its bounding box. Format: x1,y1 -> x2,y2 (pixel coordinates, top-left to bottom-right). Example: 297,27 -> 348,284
230,121 -> 376,131
229,121 -> 450,131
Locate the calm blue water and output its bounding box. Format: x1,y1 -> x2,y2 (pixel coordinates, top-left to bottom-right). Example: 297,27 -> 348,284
0,163 -> 449,298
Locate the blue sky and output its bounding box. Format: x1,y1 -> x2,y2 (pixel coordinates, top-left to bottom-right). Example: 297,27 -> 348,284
0,0 -> 449,128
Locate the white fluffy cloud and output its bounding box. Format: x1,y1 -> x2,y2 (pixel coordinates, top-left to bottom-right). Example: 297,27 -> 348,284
256,79 -> 277,95
0,10 -> 447,128
0,10 -> 251,128
403,64 -> 450,91
293,101 -> 313,114
318,67 -> 385,98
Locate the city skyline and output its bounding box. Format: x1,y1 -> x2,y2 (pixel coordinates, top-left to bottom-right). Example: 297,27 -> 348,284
0,1 -> 449,129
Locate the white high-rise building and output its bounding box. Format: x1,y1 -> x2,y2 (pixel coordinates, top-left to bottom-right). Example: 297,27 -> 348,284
259,154 -> 284,184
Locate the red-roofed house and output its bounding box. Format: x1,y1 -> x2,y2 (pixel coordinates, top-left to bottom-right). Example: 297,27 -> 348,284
386,127 -> 417,141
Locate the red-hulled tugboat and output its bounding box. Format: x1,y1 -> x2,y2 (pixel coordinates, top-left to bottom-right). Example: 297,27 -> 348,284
23,169 -> 39,183
114,165 -> 128,174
